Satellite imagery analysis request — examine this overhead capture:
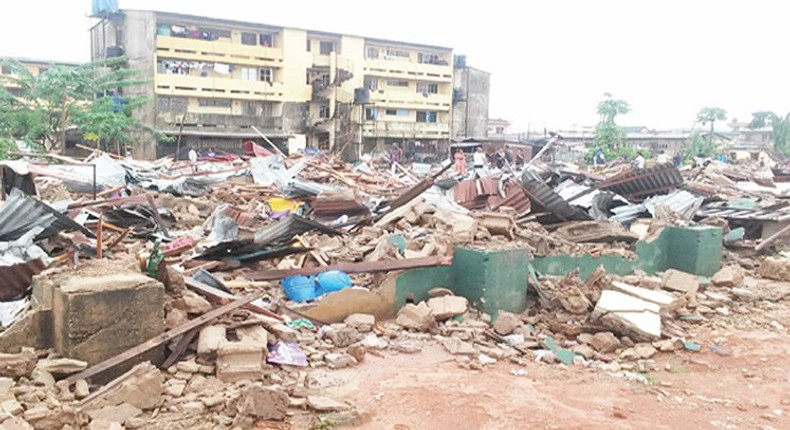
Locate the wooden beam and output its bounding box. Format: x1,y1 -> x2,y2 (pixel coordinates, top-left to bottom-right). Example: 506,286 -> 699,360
184,277 -> 283,321
64,292 -> 264,385
146,194 -> 170,239
755,222 -> 790,251
161,327 -> 200,369
247,256 -> 451,281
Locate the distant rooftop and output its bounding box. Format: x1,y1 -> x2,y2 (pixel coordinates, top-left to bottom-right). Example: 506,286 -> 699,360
0,56 -> 82,67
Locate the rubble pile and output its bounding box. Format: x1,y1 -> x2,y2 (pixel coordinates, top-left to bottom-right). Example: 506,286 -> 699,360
1,147 -> 790,428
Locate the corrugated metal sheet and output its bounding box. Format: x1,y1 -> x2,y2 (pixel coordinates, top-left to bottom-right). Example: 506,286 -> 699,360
598,165 -> 684,201
479,177 -> 500,195
521,171 -> 591,221
254,215 -> 341,247
643,190 -> 704,218
0,259 -> 46,301
453,179 -> 478,204
0,190 -> 93,242
696,205 -> 790,222
311,199 -> 369,217
490,183 -> 531,215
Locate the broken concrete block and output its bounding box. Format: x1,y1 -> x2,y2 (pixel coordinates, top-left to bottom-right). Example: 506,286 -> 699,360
610,281 -> 676,307
52,273 -> 165,376
1,417 -> 34,430
87,419 -> 124,430
216,341 -> 263,383
757,256 -> 790,281
30,367 -> 54,388
638,276 -> 663,290
324,324 -> 362,348
307,395 -> 350,412
177,401 -> 206,416
570,344 -> 595,359
1,398 -> 24,416
633,343 -> 657,359
74,380 -> 90,400
347,344 -> 366,363
35,358 -> 88,378
395,302 -> 434,331
492,311 -> 520,336
175,359 -> 201,374
164,380 -> 186,398
661,269 -> 699,293
344,313 -> 376,332
267,323 -> 299,344
392,340 -> 423,354
592,290 -> 662,342
236,386 -> 289,421
197,325 -> 227,362
360,333 -> 388,350
173,290 -> 212,314
324,353 -> 357,369
0,349 -> 36,378
711,265 -> 745,287
427,296 -> 468,321
442,338 -> 476,355
588,332 -> 621,353
86,402 -> 142,424
83,362 -> 163,412
235,325 -> 270,350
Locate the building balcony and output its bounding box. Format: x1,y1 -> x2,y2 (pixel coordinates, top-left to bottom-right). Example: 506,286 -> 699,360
363,59 -> 452,82
157,111 -> 282,129
367,89 -> 452,110
156,35 -> 283,67
155,74 -> 284,101
361,120 -> 450,138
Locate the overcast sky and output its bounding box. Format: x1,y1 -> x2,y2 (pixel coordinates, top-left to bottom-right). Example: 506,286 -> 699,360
2,0 -> 788,132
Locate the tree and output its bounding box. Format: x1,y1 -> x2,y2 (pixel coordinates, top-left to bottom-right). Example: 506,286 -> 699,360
592,93 -> 631,161
696,107 -> 727,146
747,111 -> 790,155
0,57 -> 164,154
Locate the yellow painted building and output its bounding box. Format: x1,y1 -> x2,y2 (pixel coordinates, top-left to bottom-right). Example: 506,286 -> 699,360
89,10 -> 455,159
0,58 -> 80,96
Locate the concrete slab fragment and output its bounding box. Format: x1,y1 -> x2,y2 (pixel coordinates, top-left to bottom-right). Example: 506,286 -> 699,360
592,290 -> 661,341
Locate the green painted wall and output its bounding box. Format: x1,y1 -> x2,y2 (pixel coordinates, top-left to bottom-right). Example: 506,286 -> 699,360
391,225 -> 723,317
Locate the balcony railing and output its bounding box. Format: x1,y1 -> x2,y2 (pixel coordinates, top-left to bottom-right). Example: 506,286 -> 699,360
361,120 -> 449,138
364,58 -> 452,82
155,74 -> 284,101
156,36 -> 283,66
367,89 -> 452,109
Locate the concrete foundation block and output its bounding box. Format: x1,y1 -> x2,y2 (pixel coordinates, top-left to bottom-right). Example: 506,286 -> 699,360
52,273 -> 165,375
666,226 -> 722,277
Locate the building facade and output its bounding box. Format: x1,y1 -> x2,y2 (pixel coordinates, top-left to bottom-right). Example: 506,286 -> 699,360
451,60 -> 490,139
1,58 -> 81,97
89,10 -> 456,159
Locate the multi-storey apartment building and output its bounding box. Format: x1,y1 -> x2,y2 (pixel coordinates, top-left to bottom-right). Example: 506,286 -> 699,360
1,58 -> 81,97
89,10 -> 456,159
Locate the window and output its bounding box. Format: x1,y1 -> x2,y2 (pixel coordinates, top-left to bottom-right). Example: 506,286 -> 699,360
319,41 -> 335,55
365,108 -> 378,120
244,101 -> 274,117
386,80 -> 409,88
198,98 -> 232,108
496,127 -> 504,134
241,67 -> 257,81
366,47 -> 379,59
418,53 -> 441,64
416,111 -> 437,123
259,33 -> 273,47
241,32 -> 257,45
416,82 -> 438,94
155,96 -> 187,113
1,65 -> 10,74
259,67 -> 273,83
319,105 -> 331,119
306,39 -> 311,52
363,76 -> 378,91
385,49 -> 410,59
386,109 -> 409,117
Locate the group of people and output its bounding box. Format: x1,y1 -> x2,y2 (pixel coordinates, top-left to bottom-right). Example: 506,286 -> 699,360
453,145 -> 525,175
593,148 -> 685,169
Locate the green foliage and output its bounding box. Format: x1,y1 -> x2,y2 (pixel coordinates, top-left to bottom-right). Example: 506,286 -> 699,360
0,137 -> 17,159
696,107 -> 727,145
748,111 -> 790,155
683,131 -> 719,161
590,93 -> 634,163
0,57 -> 159,153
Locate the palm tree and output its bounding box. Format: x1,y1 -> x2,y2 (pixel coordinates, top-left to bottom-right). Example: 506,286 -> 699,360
696,107 -> 727,145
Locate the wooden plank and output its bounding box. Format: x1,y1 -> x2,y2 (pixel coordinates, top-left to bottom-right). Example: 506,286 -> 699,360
184,277 -> 283,321
161,327 -> 200,369
247,256 -> 451,281
755,222 -> 790,251
64,292 -> 263,385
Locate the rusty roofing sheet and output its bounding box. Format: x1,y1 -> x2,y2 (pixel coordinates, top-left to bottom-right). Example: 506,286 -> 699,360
479,177 -> 500,196
454,179 -> 478,204
490,183 -> 531,215
310,198 -> 370,217
521,172 -> 590,222
598,165 -> 684,201
0,259 -> 46,301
